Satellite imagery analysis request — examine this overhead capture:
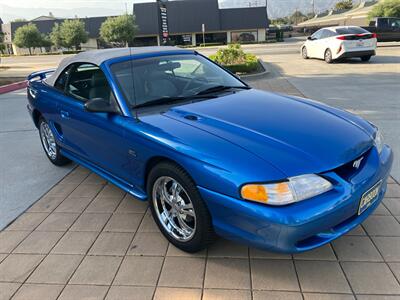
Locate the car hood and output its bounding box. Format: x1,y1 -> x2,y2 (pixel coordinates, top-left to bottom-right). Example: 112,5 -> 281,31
162,89 -> 374,177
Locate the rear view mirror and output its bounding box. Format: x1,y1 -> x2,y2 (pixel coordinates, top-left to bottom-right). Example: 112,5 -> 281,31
158,61 -> 181,71
84,98 -> 119,114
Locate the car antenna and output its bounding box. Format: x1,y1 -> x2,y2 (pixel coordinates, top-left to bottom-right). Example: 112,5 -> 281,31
129,3 -> 139,121
129,46 -> 138,120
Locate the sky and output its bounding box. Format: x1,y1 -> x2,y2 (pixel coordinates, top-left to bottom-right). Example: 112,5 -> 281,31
0,0 -> 149,22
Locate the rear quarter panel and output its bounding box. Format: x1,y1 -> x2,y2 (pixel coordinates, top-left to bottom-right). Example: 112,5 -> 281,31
28,80 -> 60,128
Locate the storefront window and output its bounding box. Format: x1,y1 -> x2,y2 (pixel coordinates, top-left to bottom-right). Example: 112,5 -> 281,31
169,34 -> 192,46
195,32 -> 227,46
231,31 -> 258,43
133,36 -> 158,47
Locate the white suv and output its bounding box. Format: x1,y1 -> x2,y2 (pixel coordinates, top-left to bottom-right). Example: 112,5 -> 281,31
301,26 -> 377,63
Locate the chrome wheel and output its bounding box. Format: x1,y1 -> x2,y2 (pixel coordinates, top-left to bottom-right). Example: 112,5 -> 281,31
152,176 -> 196,242
40,121 -> 57,160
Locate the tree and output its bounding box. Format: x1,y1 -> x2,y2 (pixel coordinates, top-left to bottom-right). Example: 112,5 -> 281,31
100,14 -> 138,47
271,17 -> 288,26
50,23 -> 63,49
59,19 -> 88,50
335,0 -> 353,10
0,31 -> 5,54
40,35 -> 53,51
12,18 -> 28,22
13,23 -> 43,55
289,11 -> 308,24
368,0 -> 400,20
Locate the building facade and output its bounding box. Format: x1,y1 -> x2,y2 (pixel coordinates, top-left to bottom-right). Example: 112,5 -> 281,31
134,0 -> 268,46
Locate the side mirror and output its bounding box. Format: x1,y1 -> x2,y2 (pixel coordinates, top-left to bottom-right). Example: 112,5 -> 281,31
84,98 -> 119,114
307,36 -> 313,40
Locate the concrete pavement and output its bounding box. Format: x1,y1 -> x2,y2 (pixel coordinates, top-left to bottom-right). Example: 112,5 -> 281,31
0,55 -> 68,78
0,90 -> 74,230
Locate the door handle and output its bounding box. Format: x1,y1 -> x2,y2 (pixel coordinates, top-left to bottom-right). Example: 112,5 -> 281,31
60,110 -> 70,119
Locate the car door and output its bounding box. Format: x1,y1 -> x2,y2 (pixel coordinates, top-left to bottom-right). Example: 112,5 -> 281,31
307,29 -> 323,58
318,30 -> 337,59
54,63 -> 133,182
313,29 -> 331,59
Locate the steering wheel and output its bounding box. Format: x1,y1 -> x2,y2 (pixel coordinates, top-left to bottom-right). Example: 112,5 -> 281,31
182,77 -> 209,95
182,77 -> 198,93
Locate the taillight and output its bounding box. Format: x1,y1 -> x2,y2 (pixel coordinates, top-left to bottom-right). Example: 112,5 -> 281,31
372,33 -> 377,39
337,33 -> 375,40
337,44 -> 343,54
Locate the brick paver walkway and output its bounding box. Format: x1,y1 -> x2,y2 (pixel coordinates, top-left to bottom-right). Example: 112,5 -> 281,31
1,74 -> 400,300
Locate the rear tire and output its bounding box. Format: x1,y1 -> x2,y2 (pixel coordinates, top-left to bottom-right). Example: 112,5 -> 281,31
361,55 -> 371,62
324,49 -> 333,64
302,47 -> 309,59
38,118 -> 70,166
147,162 -> 215,253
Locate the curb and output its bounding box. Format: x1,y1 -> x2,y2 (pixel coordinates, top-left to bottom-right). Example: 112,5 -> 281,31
0,80 -> 27,95
240,59 -> 270,80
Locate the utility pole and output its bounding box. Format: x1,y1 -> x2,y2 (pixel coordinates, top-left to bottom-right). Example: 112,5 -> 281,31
313,0 -> 315,17
312,0 -> 315,16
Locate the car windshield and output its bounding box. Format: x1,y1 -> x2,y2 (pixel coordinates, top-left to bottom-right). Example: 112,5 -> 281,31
110,54 -> 247,108
335,27 -> 369,35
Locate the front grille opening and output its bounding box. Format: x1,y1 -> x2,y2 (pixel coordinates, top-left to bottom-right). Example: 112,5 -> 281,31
334,148 -> 371,181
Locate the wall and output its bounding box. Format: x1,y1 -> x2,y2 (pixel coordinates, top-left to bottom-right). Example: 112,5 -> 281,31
133,0 -> 268,36
220,7 -> 268,31
134,2 -> 160,36
166,0 -> 221,34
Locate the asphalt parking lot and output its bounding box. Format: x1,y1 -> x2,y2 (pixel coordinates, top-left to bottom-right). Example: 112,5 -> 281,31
0,90 -> 74,229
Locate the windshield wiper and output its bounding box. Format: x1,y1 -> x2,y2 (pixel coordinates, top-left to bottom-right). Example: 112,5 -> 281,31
132,86 -> 251,109
196,85 -> 251,96
133,94 -> 216,109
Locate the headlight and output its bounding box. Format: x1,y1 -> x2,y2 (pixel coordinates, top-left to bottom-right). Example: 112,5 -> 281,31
374,129 -> 383,154
241,174 -> 333,206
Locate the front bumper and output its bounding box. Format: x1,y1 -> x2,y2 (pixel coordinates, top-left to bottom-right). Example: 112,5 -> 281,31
199,145 -> 393,253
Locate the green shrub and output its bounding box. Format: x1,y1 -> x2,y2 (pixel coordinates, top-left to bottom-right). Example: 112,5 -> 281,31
210,44 -> 244,65
368,0 -> 400,19
209,44 -> 259,74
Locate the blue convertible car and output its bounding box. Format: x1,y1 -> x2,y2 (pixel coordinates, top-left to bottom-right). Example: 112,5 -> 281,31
27,47 -> 393,253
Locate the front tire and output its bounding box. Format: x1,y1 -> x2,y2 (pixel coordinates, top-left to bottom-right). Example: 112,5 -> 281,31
302,47 -> 309,59
324,49 -> 333,64
38,118 -> 70,166
361,55 -> 371,62
147,162 -> 215,252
